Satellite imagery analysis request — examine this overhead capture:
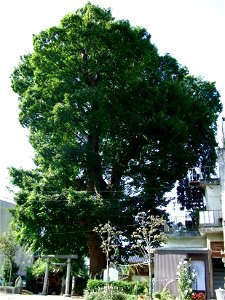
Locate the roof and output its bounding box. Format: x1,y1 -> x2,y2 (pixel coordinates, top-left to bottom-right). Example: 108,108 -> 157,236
156,247 -> 209,254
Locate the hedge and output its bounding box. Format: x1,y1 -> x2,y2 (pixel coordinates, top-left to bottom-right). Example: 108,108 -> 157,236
86,279 -> 148,295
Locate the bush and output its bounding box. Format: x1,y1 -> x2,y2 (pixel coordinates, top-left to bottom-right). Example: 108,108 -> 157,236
125,296 -> 137,300
2,260 -> 19,286
86,279 -> 105,292
73,277 -> 88,295
132,281 -> 148,295
177,259 -> 196,300
111,281 -> 135,294
154,289 -> 175,300
84,286 -> 127,300
24,267 -> 38,293
86,279 -> 147,295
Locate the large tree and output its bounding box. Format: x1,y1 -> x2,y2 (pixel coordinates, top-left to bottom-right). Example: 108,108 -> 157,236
9,3 -> 222,277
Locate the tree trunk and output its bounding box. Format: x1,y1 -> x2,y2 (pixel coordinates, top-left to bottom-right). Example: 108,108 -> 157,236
87,230 -> 106,278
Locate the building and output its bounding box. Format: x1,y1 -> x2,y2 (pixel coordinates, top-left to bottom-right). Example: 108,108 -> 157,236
154,158 -> 225,300
0,199 -> 15,235
0,198 -> 15,276
0,198 -> 32,279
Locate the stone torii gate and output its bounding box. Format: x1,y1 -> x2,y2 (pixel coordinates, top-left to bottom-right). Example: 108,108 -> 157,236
41,254 -> 78,297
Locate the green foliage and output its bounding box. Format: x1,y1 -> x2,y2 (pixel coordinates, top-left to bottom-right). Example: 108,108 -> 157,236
2,260 -> 19,286
24,267 -> 38,293
84,287 -> 127,300
0,232 -> 19,262
73,277 -> 88,296
86,279 -> 106,292
9,2 -> 222,276
177,259 -> 196,300
94,221 -> 124,283
111,281 -> 135,294
154,289 -> 176,300
29,258 -> 47,278
86,279 -> 147,295
0,232 -> 19,286
113,281 -> 148,295
125,296 -> 137,300
132,211 -> 167,299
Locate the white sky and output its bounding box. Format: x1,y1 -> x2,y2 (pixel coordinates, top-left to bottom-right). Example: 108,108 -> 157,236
0,0 -> 224,201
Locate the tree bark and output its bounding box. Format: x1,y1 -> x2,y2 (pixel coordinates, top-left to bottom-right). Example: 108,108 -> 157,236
87,230 -> 106,278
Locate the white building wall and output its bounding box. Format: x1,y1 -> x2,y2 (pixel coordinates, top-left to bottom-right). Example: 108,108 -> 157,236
0,199 -> 15,234
166,235 -> 206,248
0,199 -> 32,278
205,185 -> 221,210
0,199 -> 15,277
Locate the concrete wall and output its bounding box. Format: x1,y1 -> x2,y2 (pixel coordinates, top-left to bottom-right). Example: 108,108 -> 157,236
0,199 -> 32,278
0,199 -> 15,276
205,185 -> 221,210
0,199 -> 15,234
166,233 -> 207,248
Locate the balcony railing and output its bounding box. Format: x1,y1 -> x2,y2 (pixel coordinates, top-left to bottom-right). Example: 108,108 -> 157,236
199,210 -> 222,227
188,166 -> 220,184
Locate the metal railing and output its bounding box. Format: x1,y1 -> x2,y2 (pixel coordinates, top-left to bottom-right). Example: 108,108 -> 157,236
199,210 -> 222,227
188,166 -> 219,183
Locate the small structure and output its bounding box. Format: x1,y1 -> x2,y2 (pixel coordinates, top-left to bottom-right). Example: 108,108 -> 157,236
14,276 -> 23,294
155,164 -> 224,299
103,267 -> 119,282
41,254 -> 78,297
0,199 -> 32,278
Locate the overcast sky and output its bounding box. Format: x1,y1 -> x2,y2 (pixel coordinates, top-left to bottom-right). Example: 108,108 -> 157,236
0,0 -> 224,201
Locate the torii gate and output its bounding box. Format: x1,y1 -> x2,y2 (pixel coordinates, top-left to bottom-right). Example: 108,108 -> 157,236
41,254 -> 78,297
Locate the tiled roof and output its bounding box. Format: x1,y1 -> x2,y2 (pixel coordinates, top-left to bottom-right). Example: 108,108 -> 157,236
128,255 -> 148,264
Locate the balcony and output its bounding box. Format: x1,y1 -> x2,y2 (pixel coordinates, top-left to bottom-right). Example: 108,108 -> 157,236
199,210 -> 223,234
188,166 -> 220,184
164,216 -> 200,238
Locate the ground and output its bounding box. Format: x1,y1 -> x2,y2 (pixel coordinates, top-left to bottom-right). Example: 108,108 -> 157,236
0,295 -> 83,300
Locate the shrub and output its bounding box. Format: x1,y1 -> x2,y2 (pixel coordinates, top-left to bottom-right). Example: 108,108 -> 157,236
24,267 -> 38,293
111,281 -> 135,294
177,259 -> 196,300
2,260 -> 19,286
73,277 -> 88,295
86,279 -> 147,295
86,279 -> 105,292
132,281 -> 148,295
84,286 -> 127,300
154,289 -> 175,300
125,296 -> 137,300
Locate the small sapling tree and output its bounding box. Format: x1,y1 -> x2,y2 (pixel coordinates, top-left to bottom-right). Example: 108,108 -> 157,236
93,221 -> 122,290
0,231 -> 19,285
132,211 -> 167,300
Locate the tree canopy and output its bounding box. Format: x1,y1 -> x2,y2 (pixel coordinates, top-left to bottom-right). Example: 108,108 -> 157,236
9,3 -> 222,277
